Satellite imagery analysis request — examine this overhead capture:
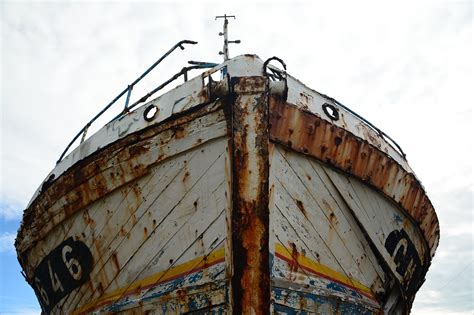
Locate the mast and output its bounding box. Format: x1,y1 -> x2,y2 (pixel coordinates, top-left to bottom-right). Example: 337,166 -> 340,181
215,14 -> 240,61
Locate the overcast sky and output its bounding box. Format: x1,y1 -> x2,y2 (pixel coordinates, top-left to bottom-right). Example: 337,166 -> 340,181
1,1 -> 472,314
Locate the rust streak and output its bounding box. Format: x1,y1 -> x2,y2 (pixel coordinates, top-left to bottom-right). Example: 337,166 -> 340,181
268,98 -> 439,260
289,243 -> 299,274
16,101 -> 226,256
295,199 -> 308,219
230,76 -> 270,315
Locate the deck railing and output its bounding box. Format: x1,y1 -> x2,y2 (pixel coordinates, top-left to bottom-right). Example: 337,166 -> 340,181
57,40 -> 218,164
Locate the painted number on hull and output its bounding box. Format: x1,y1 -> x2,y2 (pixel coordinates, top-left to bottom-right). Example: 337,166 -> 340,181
32,237 -> 93,313
384,229 -> 423,295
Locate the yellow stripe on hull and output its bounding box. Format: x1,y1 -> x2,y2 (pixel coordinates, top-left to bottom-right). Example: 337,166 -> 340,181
74,247 -> 225,314
275,243 -> 373,298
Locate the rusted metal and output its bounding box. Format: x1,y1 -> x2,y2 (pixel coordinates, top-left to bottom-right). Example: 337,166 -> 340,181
123,63 -> 221,115
16,101 -> 227,256
57,40 -> 198,164
268,97 -> 439,310
263,56 -> 287,76
230,76 -> 270,314
17,104 -> 229,313
268,98 -> 439,259
215,15 -> 240,61
15,54 -> 439,314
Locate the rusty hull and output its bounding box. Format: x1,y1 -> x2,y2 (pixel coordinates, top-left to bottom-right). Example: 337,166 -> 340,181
230,76 -> 270,314
268,97 -> 440,307
268,99 -> 439,260
15,55 -> 440,314
16,100 -> 226,270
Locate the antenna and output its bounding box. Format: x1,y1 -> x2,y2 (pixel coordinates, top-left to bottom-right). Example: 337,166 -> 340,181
215,14 -> 241,61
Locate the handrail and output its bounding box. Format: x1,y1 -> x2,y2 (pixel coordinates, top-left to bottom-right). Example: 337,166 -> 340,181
56,40 -> 198,164
112,63 -> 219,121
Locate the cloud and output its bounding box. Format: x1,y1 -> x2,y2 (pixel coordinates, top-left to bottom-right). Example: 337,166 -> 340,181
0,308 -> 40,315
0,201 -> 24,221
412,308 -> 474,315
0,232 -> 16,253
0,1 -> 472,314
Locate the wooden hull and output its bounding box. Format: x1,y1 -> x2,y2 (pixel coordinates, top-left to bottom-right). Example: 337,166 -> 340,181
269,144 -> 425,313
16,55 -> 439,314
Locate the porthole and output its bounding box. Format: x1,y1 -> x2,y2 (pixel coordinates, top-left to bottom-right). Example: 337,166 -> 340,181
322,103 -> 339,121
143,105 -> 159,122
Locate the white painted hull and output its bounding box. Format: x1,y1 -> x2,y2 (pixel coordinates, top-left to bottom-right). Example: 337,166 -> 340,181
16,55 -> 439,314
270,144 -> 425,313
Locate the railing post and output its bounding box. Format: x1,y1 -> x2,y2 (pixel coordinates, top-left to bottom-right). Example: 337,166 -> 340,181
56,40 -> 197,164
124,85 -> 133,110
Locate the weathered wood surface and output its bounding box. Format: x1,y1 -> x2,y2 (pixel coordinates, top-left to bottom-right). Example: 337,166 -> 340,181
68,140 -> 228,313
16,55 -> 439,314
18,102 -> 226,256
269,144 -> 429,312
269,99 -> 439,258
323,163 -> 427,301
19,106 -> 231,314
270,144 -> 384,313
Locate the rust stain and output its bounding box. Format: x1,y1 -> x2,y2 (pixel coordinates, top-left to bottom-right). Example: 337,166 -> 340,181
268,98 -> 439,260
111,252 -> 120,272
299,292 -> 308,311
130,184 -> 142,201
182,170 -> 190,183
128,144 -> 149,157
321,199 -> 333,213
97,282 -> 104,295
176,288 -> 187,301
119,225 -> 127,237
230,76 -> 270,315
329,212 -> 338,225
171,125 -> 186,139
289,242 -> 299,274
82,209 -> 95,225
16,100 -> 226,256
295,199 -> 308,219
197,87 -> 208,100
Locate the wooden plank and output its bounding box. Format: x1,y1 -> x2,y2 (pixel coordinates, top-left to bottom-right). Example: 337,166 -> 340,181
272,285 -> 377,314
94,210 -> 228,313
19,108 -> 227,256
276,146 -> 386,286
68,139 -> 228,312
271,147 -> 374,287
49,145 -> 209,313
271,214 -> 380,309
272,180 -> 345,277
27,147 -> 197,271
46,113 -> 227,237
268,99 -> 439,259
322,163 -> 427,297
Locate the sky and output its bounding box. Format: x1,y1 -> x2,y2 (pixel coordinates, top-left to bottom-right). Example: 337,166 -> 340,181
0,1 -> 472,314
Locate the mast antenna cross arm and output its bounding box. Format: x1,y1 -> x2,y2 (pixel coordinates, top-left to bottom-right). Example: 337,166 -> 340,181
215,14 -> 241,61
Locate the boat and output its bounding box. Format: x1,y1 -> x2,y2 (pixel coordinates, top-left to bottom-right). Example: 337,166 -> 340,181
15,15 -> 439,314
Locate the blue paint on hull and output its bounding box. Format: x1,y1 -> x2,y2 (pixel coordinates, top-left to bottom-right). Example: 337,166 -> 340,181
272,287 -> 377,314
